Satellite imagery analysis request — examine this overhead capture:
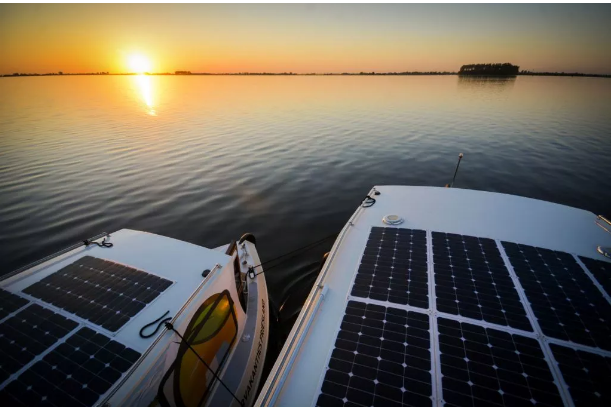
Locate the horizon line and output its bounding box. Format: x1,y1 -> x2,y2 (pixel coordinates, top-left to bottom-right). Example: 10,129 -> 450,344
2,70 -> 611,78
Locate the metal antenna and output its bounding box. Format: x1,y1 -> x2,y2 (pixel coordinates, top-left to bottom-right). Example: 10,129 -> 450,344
447,153 -> 464,188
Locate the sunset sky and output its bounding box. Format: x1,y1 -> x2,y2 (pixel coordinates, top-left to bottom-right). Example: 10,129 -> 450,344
1,3 -> 610,75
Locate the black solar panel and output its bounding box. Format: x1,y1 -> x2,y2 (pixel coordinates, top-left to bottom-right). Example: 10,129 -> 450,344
317,301 -> 432,407
433,233 -> 532,332
319,226 -> 611,407
502,242 -> 611,350
0,326 -> 141,406
0,304 -> 78,384
438,318 -> 564,407
351,227 -> 429,308
0,288 -> 29,320
579,256 -> 611,298
23,256 -> 173,332
550,344 -> 610,407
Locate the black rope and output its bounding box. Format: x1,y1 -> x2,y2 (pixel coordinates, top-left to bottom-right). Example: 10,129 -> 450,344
247,233 -> 338,279
139,311 -> 172,339
361,194 -> 376,207
164,321 -> 244,406
83,236 -> 113,248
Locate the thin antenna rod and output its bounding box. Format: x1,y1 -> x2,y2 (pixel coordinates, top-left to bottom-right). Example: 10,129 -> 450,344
448,153 -> 464,188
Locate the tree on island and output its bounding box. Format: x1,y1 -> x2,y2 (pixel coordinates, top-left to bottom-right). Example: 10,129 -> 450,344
459,63 -> 519,76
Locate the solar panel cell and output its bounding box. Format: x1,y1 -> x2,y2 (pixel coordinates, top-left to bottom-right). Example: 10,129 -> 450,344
433,233 -> 532,331
0,304 -> 78,384
438,318 -> 563,407
317,301 -> 432,407
0,289 -> 29,320
502,242 -> 611,350
578,256 -> 611,298
0,327 -> 141,406
351,227 -> 429,309
23,256 -> 172,332
550,344 -> 610,407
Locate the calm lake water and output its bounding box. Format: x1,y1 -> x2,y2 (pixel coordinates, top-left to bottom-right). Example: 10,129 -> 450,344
1,75 -> 611,349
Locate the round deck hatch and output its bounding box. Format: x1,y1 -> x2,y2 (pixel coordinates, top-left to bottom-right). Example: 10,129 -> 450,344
382,214 -> 404,225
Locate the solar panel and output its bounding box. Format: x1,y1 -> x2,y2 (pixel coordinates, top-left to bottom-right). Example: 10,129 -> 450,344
0,288 -> 29,320
316,301 -> 432,407
314,226 -> 611,407
550,344 -> 610,407
351,227 -> 429,309
23,256 -> 173,332
433,233 -> 532,332
502,242 -> 611,350
578,256 -> 611,297
438,318 -> 564,407
0,304 -> 78,384
0,326 -> 141,406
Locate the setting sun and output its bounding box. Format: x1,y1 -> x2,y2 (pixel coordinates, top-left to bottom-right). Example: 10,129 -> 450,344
128,54 -> 152,74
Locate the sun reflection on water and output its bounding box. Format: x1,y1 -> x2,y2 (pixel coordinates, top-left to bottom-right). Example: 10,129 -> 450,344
133,74 -> 156,116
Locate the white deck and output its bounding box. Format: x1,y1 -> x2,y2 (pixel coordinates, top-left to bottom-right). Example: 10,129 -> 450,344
1,229 -> 231,352
259,186 -> 611,406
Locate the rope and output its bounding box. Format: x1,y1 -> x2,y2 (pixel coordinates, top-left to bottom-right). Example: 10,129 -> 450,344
247,233 -> 338,279
139,310 -> 172,339
83,236 -> 113,248
361,194 -> 376,207
164,321 -> 244,406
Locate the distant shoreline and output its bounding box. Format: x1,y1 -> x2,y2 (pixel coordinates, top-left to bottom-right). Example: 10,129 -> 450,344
2,72 -> 610,78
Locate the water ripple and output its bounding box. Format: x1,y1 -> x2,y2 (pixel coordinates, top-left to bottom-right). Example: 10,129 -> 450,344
1,75 -> 610,320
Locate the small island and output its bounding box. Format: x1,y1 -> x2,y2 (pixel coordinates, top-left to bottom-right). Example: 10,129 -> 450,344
459,63 -> 520,76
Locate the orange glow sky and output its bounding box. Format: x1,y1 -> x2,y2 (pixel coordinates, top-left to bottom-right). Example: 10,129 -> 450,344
1,4 -> 610,75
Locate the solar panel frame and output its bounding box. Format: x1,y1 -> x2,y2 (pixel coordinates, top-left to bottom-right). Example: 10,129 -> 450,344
0,326 -> 141,407
324,226 -> 611,407
351,227 -> 429,309
549,343 -> 611,407
432,232 -> 533,332
0,304 -> 79,388
22,256 -> 174,333
501,242 -> 611,351
436,317 -> 566,407
316,300 -> 434,407
577,256 -> 611,299
0,288 -> 29,321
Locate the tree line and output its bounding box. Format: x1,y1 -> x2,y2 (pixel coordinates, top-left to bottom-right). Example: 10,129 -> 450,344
3,66 -> 610,78
459,63 -> 520,76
